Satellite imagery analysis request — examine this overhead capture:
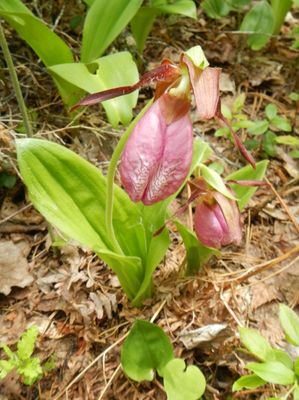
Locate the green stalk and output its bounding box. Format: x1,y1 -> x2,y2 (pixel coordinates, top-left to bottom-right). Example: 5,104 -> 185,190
105,99 -> 154,255
271,0 -> 292,35
0,21 -> 33,137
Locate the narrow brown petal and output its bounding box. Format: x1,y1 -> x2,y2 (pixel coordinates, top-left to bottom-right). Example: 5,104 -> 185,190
69,63 -> 180,113
183,54 -> 221,120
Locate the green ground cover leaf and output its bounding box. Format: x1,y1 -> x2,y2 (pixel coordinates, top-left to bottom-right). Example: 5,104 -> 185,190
246,361 -> 295,385
232,374 -> 266,391
162,358 -> 206,400
121,320 -> 174,381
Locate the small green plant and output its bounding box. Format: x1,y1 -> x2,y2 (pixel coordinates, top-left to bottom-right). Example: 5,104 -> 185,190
216,95 -> 296,158
233,304 -> 299,399
202,0 -> 296,50
121,320 -> 206,400
0,325 -> 43,385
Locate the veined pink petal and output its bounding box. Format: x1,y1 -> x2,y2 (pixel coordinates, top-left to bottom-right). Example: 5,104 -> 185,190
120,94 -> 193,205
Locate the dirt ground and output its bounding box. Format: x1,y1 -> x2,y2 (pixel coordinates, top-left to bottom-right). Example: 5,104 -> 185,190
0,1 -> 299,399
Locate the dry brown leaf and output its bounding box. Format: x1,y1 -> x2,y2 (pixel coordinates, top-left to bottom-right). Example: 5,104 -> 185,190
0,240 -> 33,295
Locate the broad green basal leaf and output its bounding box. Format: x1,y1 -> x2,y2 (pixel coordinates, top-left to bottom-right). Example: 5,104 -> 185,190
162,358 -> 206,400
130,7 -> 158,53
49,52 -> 139,127
226,160 -> 268,210
81,0 -> 143,62
16,138 -> 146,299
121,320 -> 174,381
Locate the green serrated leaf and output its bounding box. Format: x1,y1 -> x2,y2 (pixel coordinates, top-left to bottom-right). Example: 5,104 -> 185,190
248,120 -> 269,135
240,0 -> 274,50
2,345 -> 15,360
0,359 -> 15,379
81,0 -> 143,62
279,304 -> 299,346
232,374 -> 266,391
17,357 -> 43,385
17,325 -> 38,361
271,117 -> 292,132
226,160 -> 268,210
239,327 -> 273,361
121,320 -> 174,381
246,361 -> 295,385
265,104 -> 277,120
162,358 -> 206,400
200,164 -> 235,200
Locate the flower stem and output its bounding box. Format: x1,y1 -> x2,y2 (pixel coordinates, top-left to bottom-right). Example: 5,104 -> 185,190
0,21 -> 33,137
105,99 -> 153,254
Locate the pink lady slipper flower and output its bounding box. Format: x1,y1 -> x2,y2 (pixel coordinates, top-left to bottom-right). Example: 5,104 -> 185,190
194,191 -> 242,249
71,46 -> 255,205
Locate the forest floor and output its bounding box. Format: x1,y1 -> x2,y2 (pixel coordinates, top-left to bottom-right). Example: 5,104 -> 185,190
0,1 -> 299,399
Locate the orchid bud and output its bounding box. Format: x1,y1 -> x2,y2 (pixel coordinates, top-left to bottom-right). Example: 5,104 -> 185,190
194,191 -> 242,249
120,93 -> 193,205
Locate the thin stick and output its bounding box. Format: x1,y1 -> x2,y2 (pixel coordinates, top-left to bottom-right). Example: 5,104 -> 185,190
0,21 -> 33,137
265,177 -> 299,235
